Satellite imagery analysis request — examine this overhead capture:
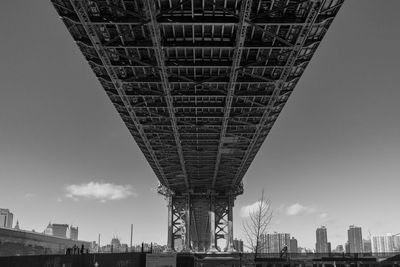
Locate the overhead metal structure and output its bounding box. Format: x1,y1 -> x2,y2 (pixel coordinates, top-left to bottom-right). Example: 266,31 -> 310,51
52,0 -> 344,252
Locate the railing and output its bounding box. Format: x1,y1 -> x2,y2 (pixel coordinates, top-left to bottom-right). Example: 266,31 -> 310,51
95,244 -> 165,254
1,251 -> 400,267
255,252 -> 400,259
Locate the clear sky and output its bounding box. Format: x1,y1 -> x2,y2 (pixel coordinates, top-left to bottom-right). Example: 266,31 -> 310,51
1,1 -> 399,250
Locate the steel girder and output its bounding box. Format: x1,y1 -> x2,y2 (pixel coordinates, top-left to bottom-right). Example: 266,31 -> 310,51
212,0 -> 252,188
143,0 -> 190,189
52,0 -> 344,194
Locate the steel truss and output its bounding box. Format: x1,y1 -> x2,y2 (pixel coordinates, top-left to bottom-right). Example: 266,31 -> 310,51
166,192 -> 235,252
52,0 -> 344,252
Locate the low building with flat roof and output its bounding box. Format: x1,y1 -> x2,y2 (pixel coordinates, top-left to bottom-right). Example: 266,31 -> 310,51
0,227 -> 90,256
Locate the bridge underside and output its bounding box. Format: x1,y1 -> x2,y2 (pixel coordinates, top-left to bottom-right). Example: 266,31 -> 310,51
52,0 -> 343,252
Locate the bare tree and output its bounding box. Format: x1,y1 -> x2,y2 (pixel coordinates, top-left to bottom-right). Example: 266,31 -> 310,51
242,189 -> 273,258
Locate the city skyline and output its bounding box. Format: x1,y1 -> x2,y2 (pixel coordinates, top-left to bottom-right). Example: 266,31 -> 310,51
2,206 -> 399,252
1,0 -> 400,250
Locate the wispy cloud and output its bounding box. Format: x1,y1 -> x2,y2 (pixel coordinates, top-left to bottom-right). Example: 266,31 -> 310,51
65,181 -> 136,202
275,204 -> 286,214
285,203 -> 316,216
240,201 -> 269,218
320,213 -> 328,219
24,193 -> 36,198
319,212 -> 335,223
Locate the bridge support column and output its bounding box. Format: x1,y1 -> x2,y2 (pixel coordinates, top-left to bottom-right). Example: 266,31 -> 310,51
164,196 -> 174,252
162,195 -> 192,252
207,196 -> 218,253
161,191 -> 240,253
225,196 -> 236,252
182,194 -> 191,252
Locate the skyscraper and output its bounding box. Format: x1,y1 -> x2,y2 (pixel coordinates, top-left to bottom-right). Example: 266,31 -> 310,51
0,209 -> 13,228
289,237 -> 298,253
348,225 -> 363,253
316,226 -> 329,253
260,233 -> 290,253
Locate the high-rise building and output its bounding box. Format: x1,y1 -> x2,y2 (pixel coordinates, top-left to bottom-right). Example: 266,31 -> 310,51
233,239 -> 244,252
260,233 -> 290,253
394,236 -> 400,252
259,234 -> 267,253
0,209 -> 13,228
384,234 -> 394,253
348,225 -> 363,253
371,234 -> 397,253
269,233 -> 280,253
52,224 -> 69,238
345,242 -> 350,253
289,237 -> 298,253
363,239 -> 372,253
316,226 -> 329,253
110,237 -> 121,252
371,236 -> 384,253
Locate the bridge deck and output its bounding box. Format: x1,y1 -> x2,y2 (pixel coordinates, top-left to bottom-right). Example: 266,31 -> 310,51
52,0 -> 344,195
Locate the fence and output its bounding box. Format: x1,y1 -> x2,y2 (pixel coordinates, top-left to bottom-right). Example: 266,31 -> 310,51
0,252 -> 399,267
